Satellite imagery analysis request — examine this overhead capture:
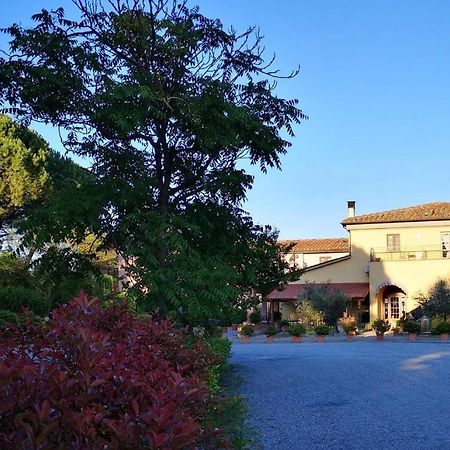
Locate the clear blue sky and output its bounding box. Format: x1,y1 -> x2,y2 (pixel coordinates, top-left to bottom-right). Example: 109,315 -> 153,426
2,1 -> 450,239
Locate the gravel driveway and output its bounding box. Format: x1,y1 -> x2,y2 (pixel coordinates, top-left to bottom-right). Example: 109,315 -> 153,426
231,339 -> 450,450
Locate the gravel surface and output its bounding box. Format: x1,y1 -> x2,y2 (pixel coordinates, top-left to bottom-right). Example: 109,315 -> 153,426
231,338 -> 450,450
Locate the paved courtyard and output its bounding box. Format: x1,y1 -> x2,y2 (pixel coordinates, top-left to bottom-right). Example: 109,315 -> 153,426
231,338 -> 450,450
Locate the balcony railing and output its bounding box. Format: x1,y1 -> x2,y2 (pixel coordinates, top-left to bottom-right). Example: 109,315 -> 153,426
370,245 -> 450,262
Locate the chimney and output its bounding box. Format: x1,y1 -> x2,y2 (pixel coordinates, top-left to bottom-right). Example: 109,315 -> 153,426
347,200 -> 356,218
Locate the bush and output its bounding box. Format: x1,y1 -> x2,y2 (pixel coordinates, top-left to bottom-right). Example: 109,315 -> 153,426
0,310 -> 20,326
340,316 -> 357,335
314,325 -> 330,336
279,319 -> 289,328
265,325 -> 277,336
0,287 -> 50,316
240,324 -> 254,337
372,319 -> 391,335
432,321 -> 450,335
0,291 -> 219,449
203,335 -> 232,394
248,310 -> 261,324
287,323 -> 306,336
402,320 -> 421,334
0,253 -> 34,289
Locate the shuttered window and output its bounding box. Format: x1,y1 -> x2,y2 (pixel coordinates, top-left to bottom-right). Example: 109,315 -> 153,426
387,234 -> 400,251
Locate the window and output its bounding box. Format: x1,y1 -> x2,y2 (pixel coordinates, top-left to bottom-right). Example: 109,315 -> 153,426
319,256 -> 331,263
390,297 -> 399,319
441,233 -> 450,258
387,234 -> 400,252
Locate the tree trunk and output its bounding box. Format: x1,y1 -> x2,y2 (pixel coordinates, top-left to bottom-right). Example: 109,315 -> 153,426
261,297 -> 268,322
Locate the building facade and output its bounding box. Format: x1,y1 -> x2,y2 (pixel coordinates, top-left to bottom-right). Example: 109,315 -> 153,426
269,201 -> 450,326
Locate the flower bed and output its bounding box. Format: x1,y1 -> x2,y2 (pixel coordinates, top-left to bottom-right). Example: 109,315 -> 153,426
0,291 -> 224,449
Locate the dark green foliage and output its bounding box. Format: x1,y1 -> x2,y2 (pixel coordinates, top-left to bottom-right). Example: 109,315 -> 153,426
297,282 -> 350,326
0,287 -> 50,316
432,321 -> 450,334
0,1 -> 305,319
287,323 -> 306,336
0,310 -> 20,325
314,325 -> 330,336
402,320 -> 421,334
372,319 -> 391,335
218,305 -> 247,326
248,311 -> 261,324
0,253 -> 34,288
265,325 -> 277,336
419,279 -> 450,321
240,324 -> 254,337
204,335 -> 232,394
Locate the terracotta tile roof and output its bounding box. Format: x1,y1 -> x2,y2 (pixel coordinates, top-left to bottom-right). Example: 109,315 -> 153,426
278,238 -> 349,254
342,202 -> 450,225
267,282 -> 369,301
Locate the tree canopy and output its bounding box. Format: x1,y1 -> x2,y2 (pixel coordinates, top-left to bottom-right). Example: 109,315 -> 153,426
419,279 -> 450,322
297,282 -> 350,326
0,0 -> 306,319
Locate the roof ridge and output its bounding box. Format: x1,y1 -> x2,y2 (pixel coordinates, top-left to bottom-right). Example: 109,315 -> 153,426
342,201 -> 450,225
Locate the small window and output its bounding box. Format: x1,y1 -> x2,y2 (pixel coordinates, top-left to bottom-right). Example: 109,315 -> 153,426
441,233 -> 450,258
319,256 -> 331,263
387,234 -> 400,252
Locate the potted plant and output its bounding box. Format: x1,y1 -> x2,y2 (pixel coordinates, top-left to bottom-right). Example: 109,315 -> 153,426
240,324 -> 254,343
403,320 -> 421,341
287,323 -> 306,343
432,321 -> 450,341
314,325 -> 330,342
265,325 -> 277,343
372,319 -> 391,340
340,316 -> 357,341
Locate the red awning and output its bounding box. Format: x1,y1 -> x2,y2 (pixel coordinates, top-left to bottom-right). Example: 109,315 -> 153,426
267,283 -> 369,301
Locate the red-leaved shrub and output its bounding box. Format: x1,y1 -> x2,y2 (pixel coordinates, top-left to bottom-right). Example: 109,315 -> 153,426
0,291 -> 219,449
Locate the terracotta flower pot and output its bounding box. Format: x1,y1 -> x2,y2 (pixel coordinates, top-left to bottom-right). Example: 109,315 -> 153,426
408,333 -> 417,342
346,335 -> 353,342
292,336 -> 301,343
376,334 -> 384,341
241,336 -> 250,344
266,336 -> 275,343
441,333 -> 449,341
316,335 -> 325,343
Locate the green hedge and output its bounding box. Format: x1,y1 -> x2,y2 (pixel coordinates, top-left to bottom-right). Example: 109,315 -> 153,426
0,310 -> 20,325
0,287 -> 50,316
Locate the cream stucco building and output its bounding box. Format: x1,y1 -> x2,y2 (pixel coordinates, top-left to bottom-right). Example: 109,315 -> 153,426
280,238 -> 349,268
269,201 -> 450,326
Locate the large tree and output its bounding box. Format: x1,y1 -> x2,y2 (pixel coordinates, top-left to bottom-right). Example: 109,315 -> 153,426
0,114 -> 98,259
0,0 -> 306,318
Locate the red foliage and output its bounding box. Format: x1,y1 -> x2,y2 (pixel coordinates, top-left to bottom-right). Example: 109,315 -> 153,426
0,291 -> 217,449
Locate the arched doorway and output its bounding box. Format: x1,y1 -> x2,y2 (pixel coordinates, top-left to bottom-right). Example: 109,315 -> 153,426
376,282 -> 407,323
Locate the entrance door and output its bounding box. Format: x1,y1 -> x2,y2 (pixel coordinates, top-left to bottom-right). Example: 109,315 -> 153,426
384,294 -> 406,320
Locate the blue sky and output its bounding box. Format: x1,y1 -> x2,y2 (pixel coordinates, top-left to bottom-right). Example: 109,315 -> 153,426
2,1 -> 450,238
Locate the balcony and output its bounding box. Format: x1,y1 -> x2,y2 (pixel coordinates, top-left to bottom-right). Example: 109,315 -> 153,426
370,245 -> 450,262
